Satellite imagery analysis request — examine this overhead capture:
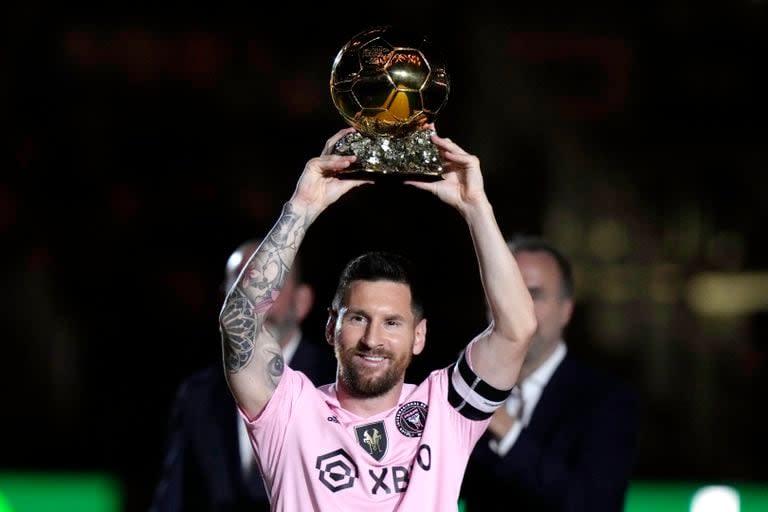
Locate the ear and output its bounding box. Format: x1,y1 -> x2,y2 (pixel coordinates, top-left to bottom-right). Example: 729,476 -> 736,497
293,283 -> 315,322
560,298 -> 574,328
412,318 -> 427,356
325,308 -> 337,346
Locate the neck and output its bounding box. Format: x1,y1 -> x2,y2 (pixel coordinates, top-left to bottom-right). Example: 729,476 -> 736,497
520,341 -> 559,381
277,327 -> 300,349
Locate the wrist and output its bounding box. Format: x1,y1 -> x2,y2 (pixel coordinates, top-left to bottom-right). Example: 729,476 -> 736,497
285,198 -> 318,225
460,196 -> 493,223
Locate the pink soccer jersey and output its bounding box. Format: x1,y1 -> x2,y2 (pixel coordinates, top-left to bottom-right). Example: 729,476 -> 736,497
241,346 -> 510,511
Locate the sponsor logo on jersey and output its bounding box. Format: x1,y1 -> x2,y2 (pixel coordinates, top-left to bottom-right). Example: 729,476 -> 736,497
395,401 -> 428,437
315,444 -> 433,495
316,449 -> 357,492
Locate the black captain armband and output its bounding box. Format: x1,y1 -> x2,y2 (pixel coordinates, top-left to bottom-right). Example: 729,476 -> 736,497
448,350 -> 512,420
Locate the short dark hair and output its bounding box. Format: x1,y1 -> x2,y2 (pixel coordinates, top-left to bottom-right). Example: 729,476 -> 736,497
332,251 -> 424,319
507,235 -> 574,299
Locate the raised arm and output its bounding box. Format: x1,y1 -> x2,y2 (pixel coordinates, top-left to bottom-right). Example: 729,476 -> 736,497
407,134 -> 536,391
219,128 -> 366,419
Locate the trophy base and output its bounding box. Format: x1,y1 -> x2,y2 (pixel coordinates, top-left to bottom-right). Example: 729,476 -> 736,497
332,129 -> 444,182
335,167 -> 444,183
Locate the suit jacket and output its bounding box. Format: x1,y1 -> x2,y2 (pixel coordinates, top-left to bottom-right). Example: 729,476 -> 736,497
150,336 -> 336,512
460,353 -> 639,512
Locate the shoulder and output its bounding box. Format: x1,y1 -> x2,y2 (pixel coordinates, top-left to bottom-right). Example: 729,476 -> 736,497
251,366 -> 319,425
560,354 -> 638,403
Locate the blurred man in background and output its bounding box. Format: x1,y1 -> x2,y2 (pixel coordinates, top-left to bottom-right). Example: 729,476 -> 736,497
461,235 -> 639,511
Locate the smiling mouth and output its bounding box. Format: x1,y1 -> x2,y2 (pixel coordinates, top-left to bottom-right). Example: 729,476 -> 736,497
356,354 -> 387,365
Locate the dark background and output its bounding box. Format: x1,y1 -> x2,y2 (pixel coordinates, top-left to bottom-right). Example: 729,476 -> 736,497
2,3 -> 767,510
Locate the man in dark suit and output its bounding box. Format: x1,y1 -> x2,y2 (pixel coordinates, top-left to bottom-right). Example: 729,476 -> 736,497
460,235 -> 639,512
150,239 -> 336,511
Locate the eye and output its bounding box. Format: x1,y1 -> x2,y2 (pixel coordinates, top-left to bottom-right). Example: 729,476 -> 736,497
385,319 -> 403,328
347,314 -> 366,324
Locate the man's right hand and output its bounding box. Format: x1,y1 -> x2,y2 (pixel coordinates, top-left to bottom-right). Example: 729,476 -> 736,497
289,128 -> 370,222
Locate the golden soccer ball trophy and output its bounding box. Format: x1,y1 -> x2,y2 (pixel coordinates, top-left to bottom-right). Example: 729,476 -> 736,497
329,26 -> 450,181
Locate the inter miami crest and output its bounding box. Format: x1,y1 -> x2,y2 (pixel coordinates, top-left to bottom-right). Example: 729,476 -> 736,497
355,421 -> 388,461
395,401 -> 428,437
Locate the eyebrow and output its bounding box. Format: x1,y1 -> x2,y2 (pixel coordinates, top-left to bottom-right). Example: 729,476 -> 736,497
346,308 -> 408,322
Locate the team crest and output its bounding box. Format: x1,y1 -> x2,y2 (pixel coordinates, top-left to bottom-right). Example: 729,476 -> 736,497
395,401 -> 428,437
355,421 -> 388,461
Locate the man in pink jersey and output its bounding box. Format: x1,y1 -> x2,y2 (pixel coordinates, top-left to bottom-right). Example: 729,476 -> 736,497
218,127 -> 537,511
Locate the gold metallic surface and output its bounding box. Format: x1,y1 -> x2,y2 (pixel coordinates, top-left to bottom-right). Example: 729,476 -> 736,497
329,26 -> 449,179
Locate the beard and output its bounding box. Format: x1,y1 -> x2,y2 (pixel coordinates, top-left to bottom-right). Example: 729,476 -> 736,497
336,345 -> 412,398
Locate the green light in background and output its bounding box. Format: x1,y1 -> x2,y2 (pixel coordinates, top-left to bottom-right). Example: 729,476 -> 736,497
0,472 -> 121,512
0,491 -> 13,512
625,482 -> 768,512
625,482 -> 696,512
460,481 -> 768,511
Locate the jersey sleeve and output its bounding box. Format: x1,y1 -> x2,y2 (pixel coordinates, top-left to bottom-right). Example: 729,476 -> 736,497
237,366 -> 308,479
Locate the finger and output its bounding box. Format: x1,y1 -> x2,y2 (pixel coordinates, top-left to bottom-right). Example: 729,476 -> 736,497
329,154 -> 357,169
309,154 -> 357,174
440,150 -> 476,167
430,134 -> 468,155
329,179 -> 374,196
322,127 -> 357,155
404,180 -> 437,192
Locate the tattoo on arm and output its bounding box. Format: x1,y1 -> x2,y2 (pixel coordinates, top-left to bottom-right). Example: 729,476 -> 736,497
220,203 -> 310,381
266,347 -> 285,380
268,202 -> 307,253
242,203 -> 307,296
220,288 -> 286,389
221,287 -> 256,373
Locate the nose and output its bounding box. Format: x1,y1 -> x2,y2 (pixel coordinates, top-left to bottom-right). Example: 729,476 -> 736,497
359,323 -> 385,350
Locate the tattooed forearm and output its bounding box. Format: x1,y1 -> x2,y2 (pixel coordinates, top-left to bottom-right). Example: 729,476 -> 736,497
221,287 -> 257,372
220,203 -> 310,378
241,203 -> 309,303
268,202 -> 308,251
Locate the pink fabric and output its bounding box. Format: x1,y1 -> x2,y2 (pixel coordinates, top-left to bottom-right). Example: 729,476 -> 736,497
241,353 -> 490,511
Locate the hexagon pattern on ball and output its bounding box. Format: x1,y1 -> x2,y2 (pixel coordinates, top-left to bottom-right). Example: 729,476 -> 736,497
329,26 -> 450,180
330,26 -> 450,138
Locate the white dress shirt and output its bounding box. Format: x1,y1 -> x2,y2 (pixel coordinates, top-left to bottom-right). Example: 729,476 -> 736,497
489,340 -> 567,456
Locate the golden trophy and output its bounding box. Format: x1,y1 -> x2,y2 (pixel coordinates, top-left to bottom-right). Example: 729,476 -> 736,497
329,26 -> 450,181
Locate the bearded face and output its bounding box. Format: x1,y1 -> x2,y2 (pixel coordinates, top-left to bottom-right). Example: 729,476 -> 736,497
336,342 -> 414,398
328,280 -> 426,399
